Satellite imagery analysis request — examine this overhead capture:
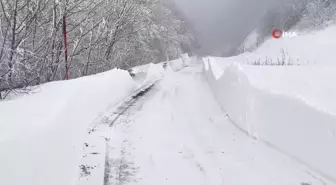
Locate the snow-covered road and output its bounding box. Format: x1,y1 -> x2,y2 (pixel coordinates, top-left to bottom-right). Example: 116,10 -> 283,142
106,64 -> 327,185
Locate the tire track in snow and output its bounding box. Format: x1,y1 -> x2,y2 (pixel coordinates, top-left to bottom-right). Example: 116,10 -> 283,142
103,82 -> 158,185
78,80 -> 159,185
108,83 -> 155,127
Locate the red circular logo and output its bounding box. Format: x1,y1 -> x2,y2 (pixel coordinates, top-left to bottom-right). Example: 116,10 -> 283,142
272,29 -> 282,39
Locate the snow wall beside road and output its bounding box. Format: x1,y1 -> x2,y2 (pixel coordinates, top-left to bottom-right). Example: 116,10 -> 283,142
203,59 -> 336,182
0,63 -> 164,185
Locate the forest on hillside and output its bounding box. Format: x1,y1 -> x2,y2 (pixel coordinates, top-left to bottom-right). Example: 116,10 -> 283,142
0,0 -> 197,99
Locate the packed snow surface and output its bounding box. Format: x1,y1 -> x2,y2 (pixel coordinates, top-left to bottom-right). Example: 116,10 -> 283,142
106,64 -> 330,185
1,51 -> 335,185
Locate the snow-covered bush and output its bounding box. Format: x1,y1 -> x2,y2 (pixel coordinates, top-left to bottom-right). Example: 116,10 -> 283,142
248,49 -> 297,66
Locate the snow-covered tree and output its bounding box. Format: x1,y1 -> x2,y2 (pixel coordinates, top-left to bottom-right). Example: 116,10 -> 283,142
0,0 -> 197,99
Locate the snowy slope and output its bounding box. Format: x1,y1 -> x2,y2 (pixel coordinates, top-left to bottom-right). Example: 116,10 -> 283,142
236,26 -> 336,65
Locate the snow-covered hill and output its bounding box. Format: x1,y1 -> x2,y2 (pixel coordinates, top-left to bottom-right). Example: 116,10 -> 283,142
238,29 -> 260,53
238,25 -> 336,65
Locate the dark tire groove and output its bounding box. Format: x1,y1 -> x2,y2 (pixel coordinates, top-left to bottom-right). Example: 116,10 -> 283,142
103,82 -> 156,185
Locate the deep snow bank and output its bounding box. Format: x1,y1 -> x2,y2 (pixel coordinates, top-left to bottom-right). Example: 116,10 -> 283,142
0,63 -> 164,185
203,59 -> 336,182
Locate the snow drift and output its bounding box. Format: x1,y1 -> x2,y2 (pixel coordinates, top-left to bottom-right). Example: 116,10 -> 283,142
203,59 -> 336,182
0,63 -> 164,185
140,63 -> 165,85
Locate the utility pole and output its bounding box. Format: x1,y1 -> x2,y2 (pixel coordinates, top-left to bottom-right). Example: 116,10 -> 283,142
63,15 -> 69,80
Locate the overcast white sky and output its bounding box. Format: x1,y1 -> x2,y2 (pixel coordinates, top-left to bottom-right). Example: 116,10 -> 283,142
173,0 -> 276,55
